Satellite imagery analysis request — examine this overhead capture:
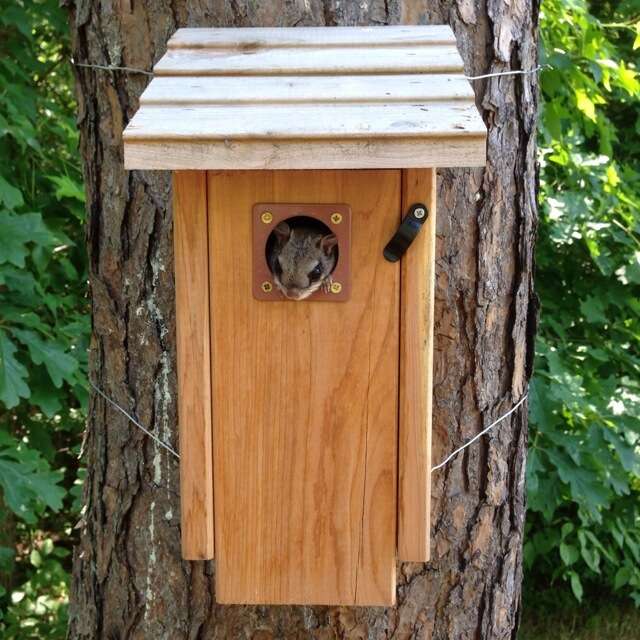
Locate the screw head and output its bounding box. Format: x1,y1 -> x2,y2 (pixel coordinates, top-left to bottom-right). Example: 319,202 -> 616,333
414,207 -> 426,219
261,212 -> 273,224
330,212 -> 343,225
261,281 -> 273,293
330,282 -> 342,294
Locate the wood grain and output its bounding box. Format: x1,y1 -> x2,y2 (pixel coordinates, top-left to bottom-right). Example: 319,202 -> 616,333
398,168 -> 436,562
140,74 -> 475,105
123,26 -> 487,172
123,103 -> 484,141
168,25 -> 457,49
154,45 -> 462,76
124,137 -> 487,171
173,171 -> 214,560
208,169 -> 401,605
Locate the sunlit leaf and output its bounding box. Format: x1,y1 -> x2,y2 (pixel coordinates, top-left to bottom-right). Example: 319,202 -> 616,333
575,88 -> 597,121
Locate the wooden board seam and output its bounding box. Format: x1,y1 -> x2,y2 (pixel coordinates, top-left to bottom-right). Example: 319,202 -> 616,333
204,172 -> 215,559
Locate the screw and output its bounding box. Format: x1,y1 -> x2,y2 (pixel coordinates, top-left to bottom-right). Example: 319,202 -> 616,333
261,281 -> 273,293
414,207 -> 426,219
261,212 -> 273,224
330,282 -> 342,294
330,212 -> 343,225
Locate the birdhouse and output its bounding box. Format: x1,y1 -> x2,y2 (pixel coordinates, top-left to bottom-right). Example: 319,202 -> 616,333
123,25 -> 486,606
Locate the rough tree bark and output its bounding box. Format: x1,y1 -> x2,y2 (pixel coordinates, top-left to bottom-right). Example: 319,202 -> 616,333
66,1 -> 539,638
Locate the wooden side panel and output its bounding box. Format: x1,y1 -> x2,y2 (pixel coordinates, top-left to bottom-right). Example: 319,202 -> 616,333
173,171 -> 214,560
208,170 -> 400,605
398,168 -> 436,562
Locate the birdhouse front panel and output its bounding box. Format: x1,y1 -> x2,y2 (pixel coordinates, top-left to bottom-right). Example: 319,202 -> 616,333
209,169 -> 400,605
123,25 -> 487,607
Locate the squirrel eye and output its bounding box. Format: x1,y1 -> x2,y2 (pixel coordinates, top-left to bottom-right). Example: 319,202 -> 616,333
308,264 -> 323,281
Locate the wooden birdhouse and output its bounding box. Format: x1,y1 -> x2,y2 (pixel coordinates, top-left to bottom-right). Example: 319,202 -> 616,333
123,25 -> 486,606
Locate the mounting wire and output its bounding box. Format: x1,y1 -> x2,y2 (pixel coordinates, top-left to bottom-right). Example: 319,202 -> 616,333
431,393 -> 528,472
88,381 -> 528,471
70,58 -> 546,82
464,65 -> 546,81
71,58 -> 154,76
89,380 -> 180,459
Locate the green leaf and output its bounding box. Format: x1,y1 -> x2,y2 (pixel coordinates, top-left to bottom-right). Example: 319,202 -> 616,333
560,542 -> 580,566
569,571 -> 584,602
0,264 -> 37,297
0,329 -> 30,408
0,174 -> 24,210
29,378 -> 63,417
12,328 -> 78,388
580,544 -> 601,573
579,295 -> 607,323
615,566 -> 633,590
29,549 -> 42,568
603,429 -> 640,474
0,211 -> 54,267
617,62 -> 640,96
575,89 -> 597,121
47,174 -> 85,203
0,447 -> 65,522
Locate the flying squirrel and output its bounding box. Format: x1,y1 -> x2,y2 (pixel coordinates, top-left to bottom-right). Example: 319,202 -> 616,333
267,220 -> 338,301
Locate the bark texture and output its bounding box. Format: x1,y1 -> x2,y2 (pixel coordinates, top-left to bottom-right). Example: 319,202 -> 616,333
66,1 -> 539,638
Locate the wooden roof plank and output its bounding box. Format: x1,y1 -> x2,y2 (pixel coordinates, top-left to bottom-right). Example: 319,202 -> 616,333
123,26 -> 487,169
167,25 -> 457,49
123,103 -> 486,141
153,45 -> 464,76
124,137 -> 487,170
139,74 -> 476,105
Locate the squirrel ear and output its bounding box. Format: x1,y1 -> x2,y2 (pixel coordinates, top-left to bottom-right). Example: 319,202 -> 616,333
320,233 -> 338,255
273,221 -> 291,245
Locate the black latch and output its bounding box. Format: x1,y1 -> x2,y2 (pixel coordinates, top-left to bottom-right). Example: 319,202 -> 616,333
383,203 -> 428,262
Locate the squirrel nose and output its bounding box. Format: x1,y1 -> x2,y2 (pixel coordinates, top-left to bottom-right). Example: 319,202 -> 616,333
283,287 -> 306,300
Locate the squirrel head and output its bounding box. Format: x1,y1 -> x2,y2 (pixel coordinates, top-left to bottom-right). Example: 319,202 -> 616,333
269,221 -> 338,300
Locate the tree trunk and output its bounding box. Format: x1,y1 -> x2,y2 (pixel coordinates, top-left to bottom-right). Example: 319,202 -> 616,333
66,1 -> 539,638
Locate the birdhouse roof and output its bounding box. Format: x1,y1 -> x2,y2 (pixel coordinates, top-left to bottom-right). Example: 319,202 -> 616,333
123,26 -> 487,170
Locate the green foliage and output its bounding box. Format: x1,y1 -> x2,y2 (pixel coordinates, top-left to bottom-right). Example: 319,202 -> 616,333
0,0 -> 88,635
520,595 -> 640,640
0,539 -> 70,639
526,0 -> 640,606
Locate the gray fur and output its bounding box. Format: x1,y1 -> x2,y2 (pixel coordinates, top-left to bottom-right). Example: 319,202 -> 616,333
268,222 -> 338,300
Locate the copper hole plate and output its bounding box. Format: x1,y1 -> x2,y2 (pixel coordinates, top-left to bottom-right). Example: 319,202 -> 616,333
252,203 -> 351,302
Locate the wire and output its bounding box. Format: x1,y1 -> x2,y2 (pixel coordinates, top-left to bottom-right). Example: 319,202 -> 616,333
465,65 -> 545,80
89,380 -> 180,459
431,393 -> 528,472
71,59 -> 154,76
70,58 -> 545,82
88,380 -> 527,471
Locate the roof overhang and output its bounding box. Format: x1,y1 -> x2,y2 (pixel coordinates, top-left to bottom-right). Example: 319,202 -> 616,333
123,26 -> 487,170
